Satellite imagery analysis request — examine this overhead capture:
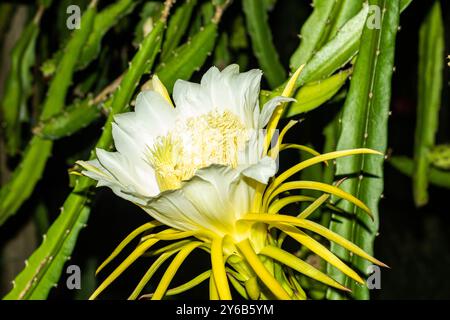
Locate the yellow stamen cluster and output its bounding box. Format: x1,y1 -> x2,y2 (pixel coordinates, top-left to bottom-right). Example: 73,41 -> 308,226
148,110 -> 247,191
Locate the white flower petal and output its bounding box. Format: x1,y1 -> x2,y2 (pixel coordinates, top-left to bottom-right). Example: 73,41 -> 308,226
221,64 -> 240,75
78,159 -> 115,185
173,80 -> 212,118
78,65 -> 293,239
181,174 -> 237,235
113,112 -> 156,158
174,65 -> 265,129
96,149 -> 135,185
112,122 -> 145,161
228,69 -> 262,128
206,72 -> 236,114
96,148 -> 159,197
199,65 -> 262,128
200,65 -> 221,85
144,164 -> 256,236
98,180 -> 149,206
228,173 -> 255,222
194,164 -> 255,224
240,156 -> 277,184
143,189 -> 201,231
78,159 -> 149,205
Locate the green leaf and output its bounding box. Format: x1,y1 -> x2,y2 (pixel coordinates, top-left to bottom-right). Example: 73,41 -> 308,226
412,1 -> 444,207
327,0 -> 401,300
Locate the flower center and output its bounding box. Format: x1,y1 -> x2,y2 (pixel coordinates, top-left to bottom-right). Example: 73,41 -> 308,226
148,110 -> 247,191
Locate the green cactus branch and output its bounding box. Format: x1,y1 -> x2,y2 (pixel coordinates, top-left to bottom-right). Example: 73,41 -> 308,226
161,0 -> 198,61
0,7 -> 41,156
242,0 -> 286,88
0,2 -> 97,227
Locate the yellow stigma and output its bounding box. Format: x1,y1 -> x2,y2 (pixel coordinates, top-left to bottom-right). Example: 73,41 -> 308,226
148,110 -> 247,191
